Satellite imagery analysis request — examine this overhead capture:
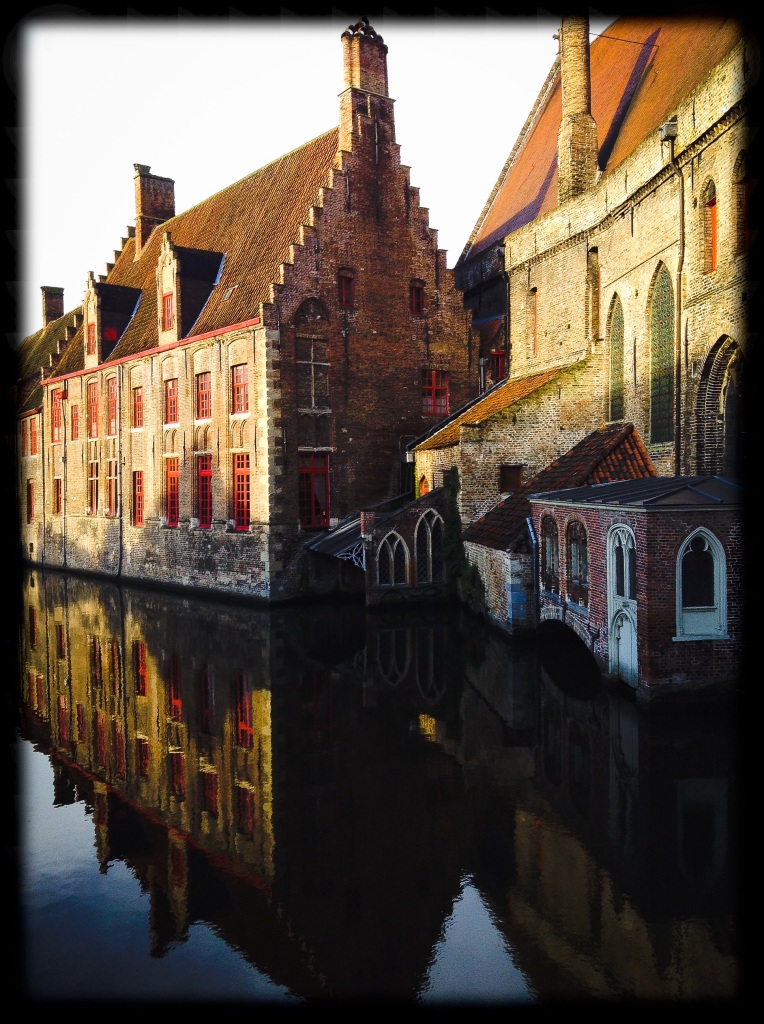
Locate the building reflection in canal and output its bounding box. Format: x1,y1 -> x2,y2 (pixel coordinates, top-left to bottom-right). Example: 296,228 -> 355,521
15,567 -> 739,1004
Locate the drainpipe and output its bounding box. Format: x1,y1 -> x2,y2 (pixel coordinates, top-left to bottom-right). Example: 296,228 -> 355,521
526,515 -> 539,629
661,119 -> 684,474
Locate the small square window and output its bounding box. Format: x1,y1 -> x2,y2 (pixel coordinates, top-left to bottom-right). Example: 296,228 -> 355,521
499,465 -> 523,492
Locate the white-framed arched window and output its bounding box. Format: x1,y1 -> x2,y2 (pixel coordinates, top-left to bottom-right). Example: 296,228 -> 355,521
675,528 -> 727,639
415,509 -> 444,584
377,532 -> 409,587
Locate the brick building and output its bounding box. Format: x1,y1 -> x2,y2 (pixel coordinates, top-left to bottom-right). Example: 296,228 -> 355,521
425,13 -> 757,507
15,18 -> 478,602
529,476 -> 744,703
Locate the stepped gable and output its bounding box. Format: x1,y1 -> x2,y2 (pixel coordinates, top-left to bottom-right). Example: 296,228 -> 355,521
16,307 -> 83,414
51,128 -> 340,377
463,14 -> 745,258
462,422 -> 656,551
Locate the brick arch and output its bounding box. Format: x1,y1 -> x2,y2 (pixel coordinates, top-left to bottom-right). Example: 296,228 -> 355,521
193,424 -> 211,452
162,427 -> 177,454
294,297 -> 330,331
695,336 -> 742,477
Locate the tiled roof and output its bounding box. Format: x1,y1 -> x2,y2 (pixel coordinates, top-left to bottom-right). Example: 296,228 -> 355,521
16,307 -> 83,414
413,366 -> 567,451
464,15 -> 746,258
462,422 -> 656,550
529,475 -> 743,508
49,129 -> 341,378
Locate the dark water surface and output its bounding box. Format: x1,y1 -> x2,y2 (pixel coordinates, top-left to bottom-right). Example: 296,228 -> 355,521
13,567 -> 741,1005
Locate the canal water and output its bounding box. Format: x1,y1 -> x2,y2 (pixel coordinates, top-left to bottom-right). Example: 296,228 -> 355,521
12,566 -> 741,1005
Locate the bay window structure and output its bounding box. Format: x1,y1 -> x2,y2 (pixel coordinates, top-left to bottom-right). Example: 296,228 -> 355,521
232,453 -> 250,530
165,458 -> 179,527
676,529 -> 727,638
195,371 -> 211,420
421,368 -> 449,416
231,364 -> 248,414
164,378 -> 179,424
298,452 -> 329,529
196,455 -> 212,528
541,515 -> 560,594
566,520 -> 589,608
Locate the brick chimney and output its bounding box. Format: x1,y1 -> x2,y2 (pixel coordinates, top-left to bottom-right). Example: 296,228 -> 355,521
557,16 -> 598,204
41,285 -> 64,327
339,17 -> 389,152
133,164 -> 175,257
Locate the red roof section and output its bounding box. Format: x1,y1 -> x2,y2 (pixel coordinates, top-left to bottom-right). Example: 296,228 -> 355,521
465,14 -> 746,257
462,422 -> 656,550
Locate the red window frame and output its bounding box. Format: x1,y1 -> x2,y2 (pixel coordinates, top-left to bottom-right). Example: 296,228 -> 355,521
70,405 -> 79,440
410,282 -> 424,315
87,381 -> 99,438
169,751 -> 185,798
88,461 -> 98,515
107,460 -> 118,517
132,387 -> 144,428
58,695 -> 70,745
132,470 -> 144,527
232,453 -> 250,530
164,378 -> 178,424
338,270 -> 355,307
195,371 -> 211,419
53,477 -> 62,515
197,455 -> 212,528
95,713 -> 106,767
55,623 -> 66,659
490,350 -> 506,383
51,389 -> 63,443
421,368 -> 449,416
168,652 -> 182,722
231,364 -> 248,414
26,480 -> 34,523
87,322 -> 96,355
133,639 -> 147,696
298,452 -> 330,529
162,293 -> 174,331
202,771 -> 219,815
107,377 -> 117,436
236,675 -> 254,749
165,457 -> 179,527
236,787 -> 255,835
89,636 -> 103,688
30,417 -> 38,455
21,419 -> 28,456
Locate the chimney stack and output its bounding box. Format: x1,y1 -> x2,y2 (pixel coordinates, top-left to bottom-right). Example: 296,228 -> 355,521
41,286 -> 64,327
557,16 -> 598,204
134,164 -> 175,256
339,18 -> 389,152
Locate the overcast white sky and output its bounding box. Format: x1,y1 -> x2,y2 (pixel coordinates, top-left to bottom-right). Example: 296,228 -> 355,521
16,12 -> 615,346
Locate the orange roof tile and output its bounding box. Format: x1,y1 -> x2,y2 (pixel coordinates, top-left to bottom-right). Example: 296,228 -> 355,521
464,14 -> 746,258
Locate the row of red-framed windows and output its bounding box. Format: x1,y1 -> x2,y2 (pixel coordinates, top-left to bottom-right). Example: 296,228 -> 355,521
336,270 -> 424,315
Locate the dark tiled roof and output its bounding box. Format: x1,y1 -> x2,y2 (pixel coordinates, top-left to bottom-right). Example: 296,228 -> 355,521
413,366 -> 567,452
462,422 -> 656,550
464,15 -> 746,259
49,129 -> 341,378
16,307 -> 83,414
529,475 -> 743,508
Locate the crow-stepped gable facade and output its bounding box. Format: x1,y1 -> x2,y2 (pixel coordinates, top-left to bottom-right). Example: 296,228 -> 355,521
16,19 -> 478,602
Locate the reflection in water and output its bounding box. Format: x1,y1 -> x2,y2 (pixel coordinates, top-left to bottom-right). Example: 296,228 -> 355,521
15,567 -> 740,1004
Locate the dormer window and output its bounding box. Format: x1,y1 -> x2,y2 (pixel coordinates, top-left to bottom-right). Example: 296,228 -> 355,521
162,293 -> 175,331
410,281 -> 424,315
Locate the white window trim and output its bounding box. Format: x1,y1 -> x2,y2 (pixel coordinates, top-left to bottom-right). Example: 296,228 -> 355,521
674,527 -> 728,641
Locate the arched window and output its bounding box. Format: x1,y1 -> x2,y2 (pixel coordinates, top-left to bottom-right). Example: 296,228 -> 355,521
586,247 -> 600,346
541,515 -> 560,594
377,532 -> 409,587
676,528 -> 727,638
649,264 -> 674,444
608,294 -> 625,421
415,509 -> 444,584
610,526 -> 637,600
702,179 -> 717,273
566,520 -> 589,608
